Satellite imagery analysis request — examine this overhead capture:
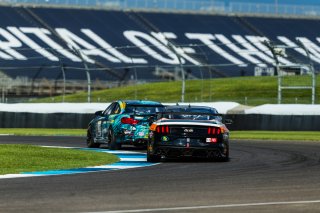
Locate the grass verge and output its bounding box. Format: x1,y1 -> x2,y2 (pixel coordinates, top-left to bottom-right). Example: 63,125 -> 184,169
232,131 -> 320,141
0,144 -> 119,175
29,76 -> 320,105
0,128 -> 86,136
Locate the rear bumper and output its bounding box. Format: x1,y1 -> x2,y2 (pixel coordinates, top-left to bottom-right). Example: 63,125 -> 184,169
152,145 -> 226,158
118,134 -> 149,146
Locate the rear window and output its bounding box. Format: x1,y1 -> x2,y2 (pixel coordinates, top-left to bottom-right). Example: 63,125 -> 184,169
125,105 -> 164,114
161,107 -> 221,121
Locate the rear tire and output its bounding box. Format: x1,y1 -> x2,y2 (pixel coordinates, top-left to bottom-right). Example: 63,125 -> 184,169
147,148 -> 161,163
108,131 -> 121,150
87,130 -> 100,148
218,143 -> 229,162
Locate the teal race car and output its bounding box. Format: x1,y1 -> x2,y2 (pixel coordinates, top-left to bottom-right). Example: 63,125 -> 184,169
87,100 -> 164,150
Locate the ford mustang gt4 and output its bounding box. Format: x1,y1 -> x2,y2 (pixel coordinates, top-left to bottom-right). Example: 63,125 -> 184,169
147,105 -> 231,162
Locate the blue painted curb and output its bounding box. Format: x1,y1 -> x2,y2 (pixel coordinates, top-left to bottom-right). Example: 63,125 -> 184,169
0,146 -> 159,179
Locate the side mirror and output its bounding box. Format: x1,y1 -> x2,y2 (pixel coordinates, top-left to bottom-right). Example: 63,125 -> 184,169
95,111 -> 103,116
148,116 -> 155,125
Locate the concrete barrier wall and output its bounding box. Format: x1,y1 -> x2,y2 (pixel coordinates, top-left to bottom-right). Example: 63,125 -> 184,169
0,112 -> 319,130
0,112 -> 94,129
226,114 -> 320,131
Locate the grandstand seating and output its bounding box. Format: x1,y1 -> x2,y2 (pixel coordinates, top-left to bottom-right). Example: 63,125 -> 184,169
0,5 -> 318,83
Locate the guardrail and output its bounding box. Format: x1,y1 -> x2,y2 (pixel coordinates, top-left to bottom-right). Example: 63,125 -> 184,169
1,0 -> 320,17
1,112 -> 319,130
229,3 -> 320,17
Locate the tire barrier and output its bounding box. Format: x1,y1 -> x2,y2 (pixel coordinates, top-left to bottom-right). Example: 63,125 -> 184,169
1,112 -> 319,130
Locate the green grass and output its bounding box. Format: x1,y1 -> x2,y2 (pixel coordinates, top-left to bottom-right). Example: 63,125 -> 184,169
0,144 -> 119,175
232,131 -> 320,141
30,76 -> 320,105
0,128 -> 86,136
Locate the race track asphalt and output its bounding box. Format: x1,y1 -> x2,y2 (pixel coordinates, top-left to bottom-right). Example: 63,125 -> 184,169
0,136 -> 320,213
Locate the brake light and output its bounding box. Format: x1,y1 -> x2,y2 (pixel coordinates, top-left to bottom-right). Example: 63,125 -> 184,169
121,117 -> 138,125
156,125 -> 170,134
207,127 -> 221,135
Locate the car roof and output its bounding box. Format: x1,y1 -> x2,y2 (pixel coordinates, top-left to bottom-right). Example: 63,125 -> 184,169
164,105 -> 217,111
121,100 -> 163,106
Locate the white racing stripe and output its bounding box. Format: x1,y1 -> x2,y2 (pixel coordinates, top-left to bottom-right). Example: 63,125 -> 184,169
89,200 -> 320,213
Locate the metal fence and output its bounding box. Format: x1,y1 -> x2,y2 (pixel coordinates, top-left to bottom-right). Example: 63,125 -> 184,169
229,2 -> 320,17
1,0 -> 320,17
0,43 -> 319,105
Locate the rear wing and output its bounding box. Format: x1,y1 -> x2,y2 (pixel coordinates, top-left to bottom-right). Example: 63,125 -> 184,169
155,111 -> 232,125
156,111 -> 223,117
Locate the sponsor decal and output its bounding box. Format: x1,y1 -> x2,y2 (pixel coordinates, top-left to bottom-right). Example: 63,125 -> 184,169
184,128 -> 194,133
138,132 -> 144,137
149,131 -> 154,138
161,136 -> 169,142
123,130 -> 131,135
206,138 -> 217,143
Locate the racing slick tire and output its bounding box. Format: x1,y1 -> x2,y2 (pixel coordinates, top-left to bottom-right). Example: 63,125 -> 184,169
218,143 -> 229,162
87,130 -> 100,148
147,148 -> 161,163
108,131 -> 122,150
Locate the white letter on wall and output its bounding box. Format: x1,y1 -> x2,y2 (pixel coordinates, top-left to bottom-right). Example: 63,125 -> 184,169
81,29 -> 146,64
185,33 -> 244,66
215,34 -> 272,67
124,30 -> 180,64
0,28 -> 26,60
20,27 -> 81,62
7,27 -> 58,61
56,28 -> 121,63
278,36 -> 320,64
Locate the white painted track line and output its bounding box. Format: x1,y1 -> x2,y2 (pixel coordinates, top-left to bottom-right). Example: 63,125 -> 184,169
90,200 -> 320,213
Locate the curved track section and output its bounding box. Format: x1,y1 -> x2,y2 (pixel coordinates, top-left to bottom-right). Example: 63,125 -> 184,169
0,136 -> 320,213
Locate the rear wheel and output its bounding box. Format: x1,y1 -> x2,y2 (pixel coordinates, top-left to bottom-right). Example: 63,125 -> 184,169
147,146 -> 161,163
87,129 -> 100,148
108,131 -> 121,150
218,143 -> 229,162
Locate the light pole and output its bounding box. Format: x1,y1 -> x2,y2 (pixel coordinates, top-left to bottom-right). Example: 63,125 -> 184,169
296,39 -> 316,104
73,48 -> 91,103
263,40 -> 281,104
168,43 -> 185,103
49,48 -> 66,102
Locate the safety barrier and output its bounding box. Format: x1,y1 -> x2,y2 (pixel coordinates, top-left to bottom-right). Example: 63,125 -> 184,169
0,112 -> 319,130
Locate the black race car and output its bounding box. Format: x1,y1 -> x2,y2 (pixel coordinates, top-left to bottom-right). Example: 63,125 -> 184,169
147,105 -> 231,162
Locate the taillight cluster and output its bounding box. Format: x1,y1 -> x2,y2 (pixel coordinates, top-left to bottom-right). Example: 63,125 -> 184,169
207,127 -> 221,135
156,125 -> 170,134
121,117 -> 138,125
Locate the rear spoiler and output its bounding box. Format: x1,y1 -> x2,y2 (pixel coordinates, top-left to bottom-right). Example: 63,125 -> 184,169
155,112 -> 232,125
156,112 -> 223,116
